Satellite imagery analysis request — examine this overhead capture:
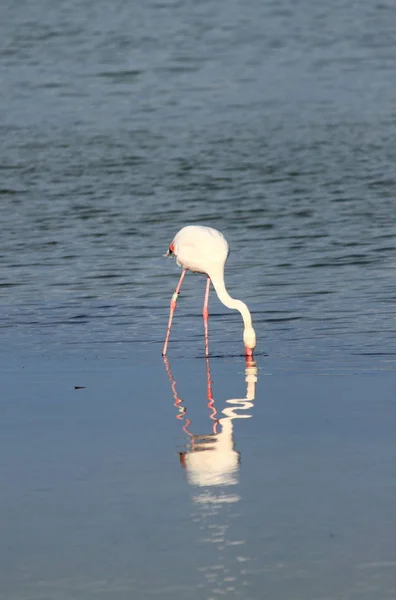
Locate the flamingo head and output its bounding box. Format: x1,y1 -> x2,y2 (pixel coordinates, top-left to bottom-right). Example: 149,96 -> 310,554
243,326 -> 256,356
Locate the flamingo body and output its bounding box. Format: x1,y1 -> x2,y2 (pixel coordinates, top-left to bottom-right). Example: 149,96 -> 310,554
163,225 -> 256,357
171,225 -> 229,275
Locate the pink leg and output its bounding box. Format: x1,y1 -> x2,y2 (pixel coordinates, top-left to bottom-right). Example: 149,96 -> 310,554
203,276 -> 211,357
162,269 -> 187,356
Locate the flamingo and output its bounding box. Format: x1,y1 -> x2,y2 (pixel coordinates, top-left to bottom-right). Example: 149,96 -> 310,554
162,225 -> 256,357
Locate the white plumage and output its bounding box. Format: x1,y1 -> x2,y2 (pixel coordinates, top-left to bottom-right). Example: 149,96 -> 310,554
172,225 -> 229,274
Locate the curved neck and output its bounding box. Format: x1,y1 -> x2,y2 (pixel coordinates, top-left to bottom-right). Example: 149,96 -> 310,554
209,267 -> 253,330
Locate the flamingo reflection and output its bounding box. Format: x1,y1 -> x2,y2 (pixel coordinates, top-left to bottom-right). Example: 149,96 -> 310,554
163,356 -> 258,597
164,356 -> 257,489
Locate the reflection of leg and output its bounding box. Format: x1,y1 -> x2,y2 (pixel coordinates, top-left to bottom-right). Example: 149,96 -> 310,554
204,278 -> 217,434
203,276 -> 211,357
205,355 -> 218,434
162,269 -> 187,356
163,355 -> 193,442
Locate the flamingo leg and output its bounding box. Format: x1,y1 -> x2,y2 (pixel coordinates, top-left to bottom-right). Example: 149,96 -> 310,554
162,269 -> 187,356
203,276 -> 211,357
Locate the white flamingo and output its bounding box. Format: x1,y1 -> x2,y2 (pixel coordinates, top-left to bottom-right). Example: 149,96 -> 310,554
162,225 -> 256,357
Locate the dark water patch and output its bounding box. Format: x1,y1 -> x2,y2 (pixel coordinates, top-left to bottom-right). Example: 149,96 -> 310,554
195,350 -> 268,359
0,188 -> 22,195
245,222 -> 274,230
354,352 -> 396,356
373,245 -> 396,253
264,316 -> 303,323
308,256 -> 379,267
96,69 -> 142,82
295,290 -> 335,297
37,81 -> 68,90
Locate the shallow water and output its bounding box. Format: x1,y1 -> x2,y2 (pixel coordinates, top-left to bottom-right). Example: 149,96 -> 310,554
1,356 -> 396,599
1,0 -> 396,597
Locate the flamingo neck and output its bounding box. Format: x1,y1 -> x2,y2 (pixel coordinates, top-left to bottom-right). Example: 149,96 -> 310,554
209,267 -> 253,331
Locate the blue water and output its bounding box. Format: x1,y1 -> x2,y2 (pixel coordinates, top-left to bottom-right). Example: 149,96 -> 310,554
1,357 -> 396,599
1,0 -> 396,597
1,0 -> 396,369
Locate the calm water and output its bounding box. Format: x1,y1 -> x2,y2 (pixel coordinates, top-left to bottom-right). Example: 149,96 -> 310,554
1,0 -> 396,597
2,358 -> 396,600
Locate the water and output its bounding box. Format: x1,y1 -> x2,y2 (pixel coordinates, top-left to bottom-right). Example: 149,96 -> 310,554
1,0 -> 396,597
1,0 -> 396,366
2,358 -> 396,599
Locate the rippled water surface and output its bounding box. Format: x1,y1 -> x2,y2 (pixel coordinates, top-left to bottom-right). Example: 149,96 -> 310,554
1,0 -> 396,367
1,0 -> 396,598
